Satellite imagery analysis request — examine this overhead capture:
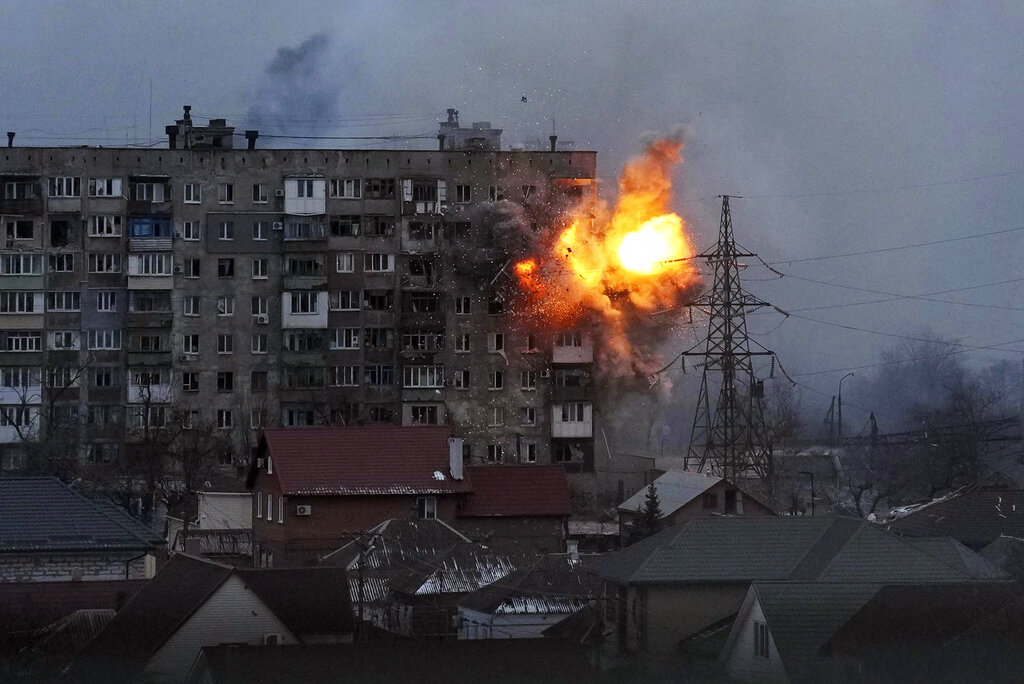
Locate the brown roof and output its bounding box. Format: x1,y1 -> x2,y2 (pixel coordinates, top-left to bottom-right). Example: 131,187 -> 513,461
258,426 -> 471,496
459,465 -> 571,518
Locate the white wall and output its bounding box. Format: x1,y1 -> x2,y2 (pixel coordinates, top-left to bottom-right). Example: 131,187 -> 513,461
723,598 -> 788,683
458,607 -> 574,640
283,178 -> 326,215
198,492 -> 253,530
551,403 -> 593,438
280,291 -> 328,329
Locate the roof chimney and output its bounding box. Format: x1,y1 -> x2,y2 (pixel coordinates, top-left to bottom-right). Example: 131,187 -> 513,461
549,135 -> 558,152
245,130 -> 259,150
165,126 -> 178,149
6,132 -> 14,148
183,105 -> 192,121
446,108 -> 459,126
437,134 -> 446,151
448,437 -> 464,480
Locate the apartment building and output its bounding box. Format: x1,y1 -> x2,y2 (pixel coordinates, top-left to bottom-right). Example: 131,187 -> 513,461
0,108 -> 598,480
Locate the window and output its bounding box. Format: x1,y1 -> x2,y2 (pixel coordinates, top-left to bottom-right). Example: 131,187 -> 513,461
183,183 -> 201,203
87,329 -> 121,350
49,331 -> 79,350
364,178 -> 395,199
251,221 -> 267,241
251,296 -> 269,317
702,493 -> 718,509
407,222 -> 435,241
86,443 -> 119,464
402,331 -> 442,352
182,372 -> 199,392
0,254 -> 42,275
455,296 -> 472,315
218,221 -> 234,240
88,253 -> 121,273
417,496 -> 437,520
455,184 -> 471,203
284,367 -> 325,389
0,292 -> 37,314
290,291 -> 319,314
132,369 -> 166,389
251,408 -> 267,429
128,216 -> 173,238
256,492 -> 263,518
252,183 -> 268,203
182,221 -> 200,240
50,221 -> 70,248
251,333 -> 268,354
49,176 -> 81,197
92,367 -> 117,387
329,178 -> 361,198
283,331 -> 323,352
217,371 -> 234,392
185,258 -> 201,278
487,444 -> 503,463
49,253 -> 74,272
278,496 -> 284,524
129,253 -> 172,275
363,253 -> 393,272
131,334 -> 164,352
754,621 -> 770,659
487,332 -> 504,352
217,296 -> 235,316
403,365 -> 444,388
561,402 -> 587,422
520,407 -> 537,426
557,331 -> 583,347
218,183 -> 234,204
454,334 -> 471,353
363,328 -> 394,350
329,365 -> 360,387
129,291 -> 170,313
88,178 -> 122,197
182,334 -> 199,354
183,296 -> 200,316
329,215 -> 360,237
488,297 -> 505,315
89,215 -> 122,237
217,409 -> 233,429
5,220 -> 33,240
521,371 -> 537,390
252,258 -> 268,279
525,334 -> 538,352
134,182 -> 165,202
454,370 -> 470,389
283,220 -> 326,240
283,408 -> 316,427
363,216 -> 394,237
251,370 -> 269,392
336,253 -> 355,273
284,257 -> 324,277
217,334 -> 233,354
331,328 -> 360,350
329,290 -> 360,311
523,443 -> 537,463
407,293 -> 439,313
363,364 -> 395,386
488,185 -> 500,202
488,371 -> 504,390
489,407 -> 504,427
0,368 -> 41,389
296,179 -> 315,198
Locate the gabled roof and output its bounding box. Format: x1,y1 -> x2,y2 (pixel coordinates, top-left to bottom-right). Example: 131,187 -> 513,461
235,567 -> 354,634
0,477 -> 163,553
617,471 -> 721,517
459,465 -> 571,518
255,426 -> 471,496
885,488 -> 1024,549
388,543 -> 520,596
593,516 -> 1008,585
458,554 -> 601,615
321,518 -> 470,569
980,535 -> 1024,580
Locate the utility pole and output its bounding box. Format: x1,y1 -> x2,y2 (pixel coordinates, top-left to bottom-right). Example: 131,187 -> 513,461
824,396 -> 836,445
838,372 -> 854,442
684,196 -> 777,483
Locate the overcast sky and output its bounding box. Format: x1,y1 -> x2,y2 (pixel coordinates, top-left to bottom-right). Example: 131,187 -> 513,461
3,1 -> 1022,430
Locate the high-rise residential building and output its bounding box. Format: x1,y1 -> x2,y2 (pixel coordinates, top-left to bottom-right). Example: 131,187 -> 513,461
0,108 -> 598,481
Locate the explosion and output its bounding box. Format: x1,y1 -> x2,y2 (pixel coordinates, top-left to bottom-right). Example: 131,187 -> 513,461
513,136 -> 700,371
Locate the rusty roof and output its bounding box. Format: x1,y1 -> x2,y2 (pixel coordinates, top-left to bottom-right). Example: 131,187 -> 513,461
459,466 -> 571,518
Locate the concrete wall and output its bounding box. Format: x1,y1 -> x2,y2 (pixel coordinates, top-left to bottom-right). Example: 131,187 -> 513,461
0,551 -> 152,583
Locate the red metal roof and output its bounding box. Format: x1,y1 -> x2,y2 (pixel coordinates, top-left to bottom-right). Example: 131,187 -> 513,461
262,426 -> 470,496
459,466 -> 571,518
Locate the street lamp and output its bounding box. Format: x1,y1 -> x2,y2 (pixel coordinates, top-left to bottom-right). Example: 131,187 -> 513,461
838,373 -> 854,442
799,470 -> 816,516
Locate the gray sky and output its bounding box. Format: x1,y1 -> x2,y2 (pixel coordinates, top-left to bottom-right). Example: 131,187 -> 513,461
3,0 -> 1022,430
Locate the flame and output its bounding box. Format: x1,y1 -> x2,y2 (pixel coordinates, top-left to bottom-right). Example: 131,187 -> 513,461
512,136 -> 699,367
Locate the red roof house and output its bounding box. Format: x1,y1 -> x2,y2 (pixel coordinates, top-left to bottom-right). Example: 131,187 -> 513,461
248,426 -> 470,567
458,466 -> 572,553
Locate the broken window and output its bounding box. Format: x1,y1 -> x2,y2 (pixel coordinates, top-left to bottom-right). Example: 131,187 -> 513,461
407,222 -> 436,241
364,178 -> 395,199
329,215 -> 361,237
363,216 -> 394,236
363,290 -> 393,311
49,220 -> 69,247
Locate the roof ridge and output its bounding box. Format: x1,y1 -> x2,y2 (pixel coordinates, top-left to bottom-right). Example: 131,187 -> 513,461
628,522 -> 692,582
786,517 -> 863,580
63,481 -> 161,546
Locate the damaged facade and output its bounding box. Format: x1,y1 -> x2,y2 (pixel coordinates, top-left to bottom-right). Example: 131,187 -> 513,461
0,108 -> 598,480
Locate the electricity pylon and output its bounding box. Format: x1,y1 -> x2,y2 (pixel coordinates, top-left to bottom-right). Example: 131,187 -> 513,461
684,196 -> 775,482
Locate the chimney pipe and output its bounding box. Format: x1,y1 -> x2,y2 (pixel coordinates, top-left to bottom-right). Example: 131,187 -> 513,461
549,135 -> 557,152
448,437 -> 464,480
437,134 -> 446,151
183,105 -> 192,121
6,132 -> 14,148
245,130 -> 259,150
165,126 -> 178,150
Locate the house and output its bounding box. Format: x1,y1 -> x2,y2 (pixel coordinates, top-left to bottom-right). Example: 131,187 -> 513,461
884,483 -> 1024,550
248,426 -> 472,566
592,516 -> 1008,657
186,641 -> 597,684
457,465 -> 572,552
0,476 -> 164,630
457,554 -> 602,640
617,470 -> 775,539
67,553 -> 354,683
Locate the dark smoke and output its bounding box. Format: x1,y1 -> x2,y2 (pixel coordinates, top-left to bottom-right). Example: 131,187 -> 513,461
247,33 -> 339,133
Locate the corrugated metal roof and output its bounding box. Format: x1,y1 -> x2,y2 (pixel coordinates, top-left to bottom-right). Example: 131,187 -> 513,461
885,489 -> 1024,549
0,477 -> 163,553
617,471 -> 722,517
459,555 -> 602,616
261,427 -> 471,496
459,466 -> 571,518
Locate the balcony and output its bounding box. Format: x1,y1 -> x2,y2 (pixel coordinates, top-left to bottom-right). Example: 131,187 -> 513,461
0,197 -> 43,215
129,237 -> 173,252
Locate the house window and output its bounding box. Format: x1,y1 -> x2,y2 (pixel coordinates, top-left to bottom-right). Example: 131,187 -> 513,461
183,296 -> 200,316
251,371 -> 268,392
556,331 -> 583,347
520,407 -> 536,426
702,493 -> 718,509
363,291 -> 393,311
363,253 -> 393,272
454,334 -> 471,353
417,496 -> 437,520
49,331 -> 79,350
6,220 -> 33,240
487,297 -> 505,315
488,371 -> 504,390
185,258 -> 201,278
330,215 -> 361,237
278,496 -> 284,524
252,296 -> 269,317
251,333 -> 268,354
217,409 -> 233,429
266,494 -> 273,521
363,365 -> 395,386
487,444 -> 503,463
130,253 -> 173,276
363,216 -> 394,236
454,370 -> 470,389
331,328 -> 361,350
489,407 -> 504,427
561,402 -> 587,422
455,184 -> 471,203
329,178 -> 361,198
521,371 -> 537,390
182,372 -> 199,392
290,291 -> 319,315
364,178 -> 395,199
252,221 -> 267,241
252,258 -> 268,279
256,492 -> 263,518
49,176 -> 81,197
329,290 -> 360,311
92,368 -> 117,387
217,371 -> 234,392
402,365 -> 444,388
329,365 -> 360,387
183,183 -> 201,203
88,178 -> 122,197
336,253 -> 355,273
134,182 -> 165,202
754,621 -> 770,659
487,332 -> 504,353
488,185 -> 500,201
218,221 -> 234,240
524,443 -> 537,463
0,292 -> 37,314
252,183 -> 268,203
86,443 -> 119,464
217,334 -> 233,354
87,329 -> 121,350
87,253 -> 121,273
218,183 -> 234,204
250,408 -> 267,429
89,215 -> 122,237
49,253 -> 74,272
410,405 -> 438,425
296,179 -> 315,198
0,254 -> 43,275
363,328 -> 394,350
217,296 -> 235,316
182,221 -> 200,241
182,334 -> 199,354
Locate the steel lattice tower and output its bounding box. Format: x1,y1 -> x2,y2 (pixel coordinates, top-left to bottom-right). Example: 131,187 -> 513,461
684,196 -> 775,482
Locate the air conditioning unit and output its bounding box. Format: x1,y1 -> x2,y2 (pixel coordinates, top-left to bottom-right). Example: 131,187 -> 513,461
540,369 -> 551,378
272,222 -> 283,231
275,189 -> 285,197
256,314 -> 269,325
296,505 -> 312,516
173,265 -> 183,274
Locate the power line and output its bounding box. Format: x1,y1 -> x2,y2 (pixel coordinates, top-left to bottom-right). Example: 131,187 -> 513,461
740,168 -> 1024,200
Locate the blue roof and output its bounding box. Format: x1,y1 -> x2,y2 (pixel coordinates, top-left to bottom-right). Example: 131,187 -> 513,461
0,477 -> 163,553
